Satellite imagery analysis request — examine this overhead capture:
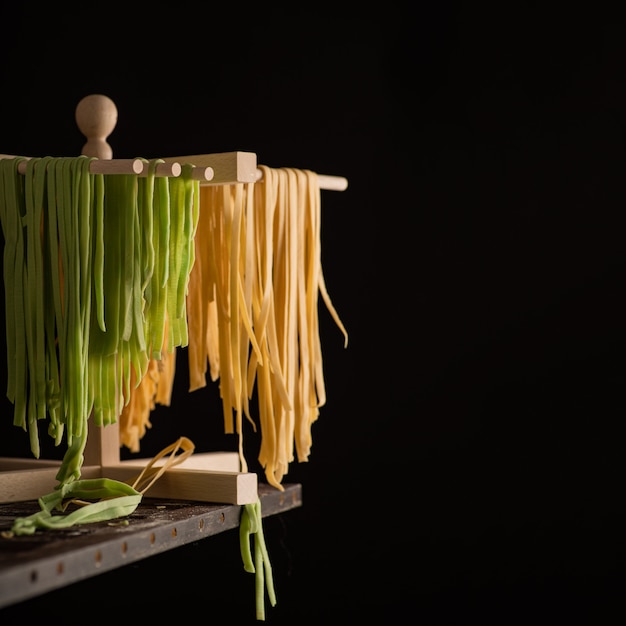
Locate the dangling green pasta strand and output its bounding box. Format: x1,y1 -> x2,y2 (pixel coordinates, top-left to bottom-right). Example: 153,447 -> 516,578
9,160 -> 28,434
0,160 -> 19,408
41,160 -> 62,444
93,169 -> 106,333
45,160 -> 64,439
9,478 -> 142,536
166,168 -> 185,350
148,175 -> 170,359
121,174 -> 137,343
240,499 -> 277,620
22,159 -> 46,455
139,159 -> 156,294
177,164 -> 199,347
25,158 -> 49,421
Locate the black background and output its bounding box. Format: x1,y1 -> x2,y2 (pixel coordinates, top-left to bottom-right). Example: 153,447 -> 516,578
1,2 -> 626,624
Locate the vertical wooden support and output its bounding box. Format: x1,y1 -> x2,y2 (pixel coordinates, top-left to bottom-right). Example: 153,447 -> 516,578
83,418 -> 120,467
75,94 -> 122,470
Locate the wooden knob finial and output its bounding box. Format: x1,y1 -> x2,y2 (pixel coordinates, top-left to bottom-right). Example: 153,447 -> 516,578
75,94 -> 118,160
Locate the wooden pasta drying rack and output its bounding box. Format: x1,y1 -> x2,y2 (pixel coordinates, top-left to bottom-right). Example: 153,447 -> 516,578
0,94 -> 347,507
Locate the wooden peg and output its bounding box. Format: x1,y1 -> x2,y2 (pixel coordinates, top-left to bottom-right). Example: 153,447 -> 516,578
75,94 -> 118,160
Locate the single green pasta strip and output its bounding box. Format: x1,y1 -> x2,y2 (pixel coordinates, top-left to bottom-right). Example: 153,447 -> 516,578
42,161 -> 62,442
0,160 -> 19,406
8,478 -> 142,536
240,499 -> 277,620
148,175 -> 170,358
121,174 -> 137,343
7,160 -> 28,432
93,170 -> 106,331
240,504 -> 256,574
27,158 -> 49,421
138,159 -> 156,292
166,171 -> 185,351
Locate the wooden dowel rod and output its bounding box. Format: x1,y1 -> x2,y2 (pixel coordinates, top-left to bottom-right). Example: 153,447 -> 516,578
0,155 -> 147,176
144,161 -> 181,178
1,154 -> 348,189
91,158 -> 144,175
192,166 -> 215,182
316,173 -> 349,191
253,168 -> 348,191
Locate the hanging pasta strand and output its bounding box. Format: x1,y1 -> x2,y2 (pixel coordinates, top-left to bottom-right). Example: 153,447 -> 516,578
252,166 -> 284,489
271,168 -> 295,483
293,168 -> 313,462
1,158 -> 29,435
211,185 -> 235,434
186,193 -> 212,391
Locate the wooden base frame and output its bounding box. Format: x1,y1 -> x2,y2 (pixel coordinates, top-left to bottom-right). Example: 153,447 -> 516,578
0,418 -> 258,505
